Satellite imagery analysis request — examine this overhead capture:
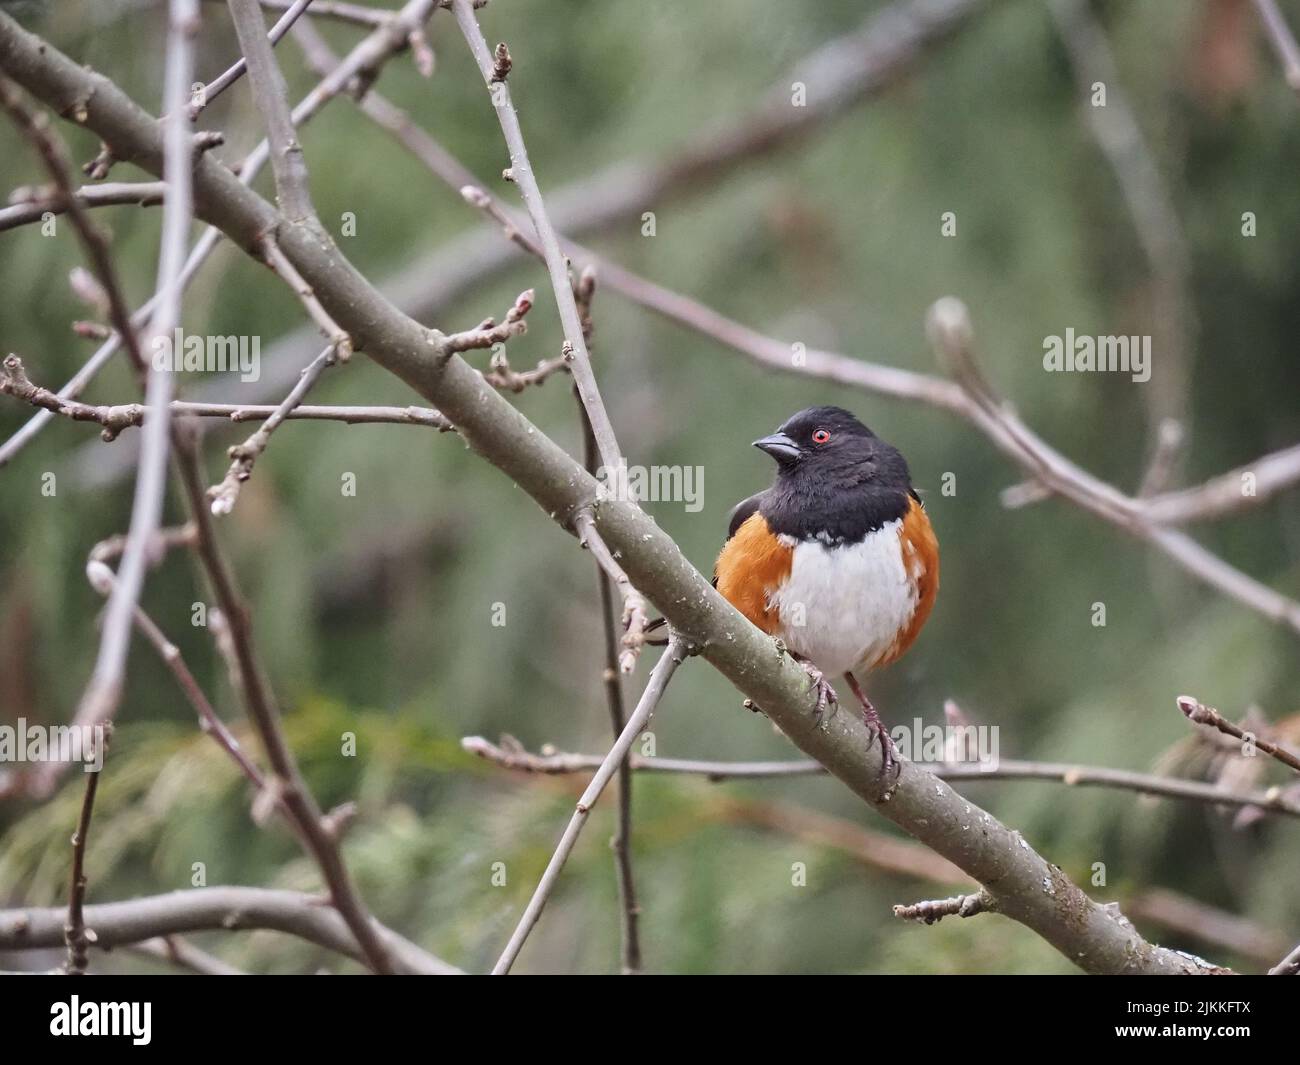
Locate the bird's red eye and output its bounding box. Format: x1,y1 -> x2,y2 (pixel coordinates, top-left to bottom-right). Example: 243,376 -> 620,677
812,428 -> 831,444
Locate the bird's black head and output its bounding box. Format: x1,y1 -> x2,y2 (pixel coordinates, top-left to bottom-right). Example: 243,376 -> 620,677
754,406 -> 910,490
753,407 -> 914,543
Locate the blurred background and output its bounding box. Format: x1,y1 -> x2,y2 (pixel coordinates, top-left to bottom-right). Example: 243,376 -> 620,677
0,0 -> 1298,974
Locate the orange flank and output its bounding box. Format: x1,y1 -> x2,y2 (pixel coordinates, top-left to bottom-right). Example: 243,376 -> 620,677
714,512 -> 793,634
880,495 -> 939,666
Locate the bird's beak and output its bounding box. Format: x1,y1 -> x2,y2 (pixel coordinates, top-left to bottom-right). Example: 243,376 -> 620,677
753,432 -> 801,466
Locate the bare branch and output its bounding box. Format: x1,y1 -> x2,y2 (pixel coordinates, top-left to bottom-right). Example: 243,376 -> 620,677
207,344 -> 340,515
0,358 -> 454,434
0,887 -> 459,974
577,316 -> 641,974
0,80 -> 147,377
193,0 -> 316,119
492,638 -> 689,975
126,936 -> 248,976
84,559 -> 273,803
1178,695 -> 1300,774
227,0 -> 316,222
442,288 -> 533,353
0,180 -> 165,232
261,235 -> 352,358
451,0 -> 623,473
925,298 -> 1300,636
63,746 -> 105,975
1144,441 -> 1300,522
1049,0 -> 1194,448
1271,941 -> 1300,976
0,11 -> 1226,973
0,1 -> 436,471
461,735 -> 1300,819
573,510 -> 650,674
171,432 -> 395,973
894,891 -> 990,924
25,0 -> 199,758
1253,0 -> 1300,96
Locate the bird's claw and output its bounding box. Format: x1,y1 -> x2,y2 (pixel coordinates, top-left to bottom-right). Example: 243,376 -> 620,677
797,659 -> 838,730
864,708 -> 901,784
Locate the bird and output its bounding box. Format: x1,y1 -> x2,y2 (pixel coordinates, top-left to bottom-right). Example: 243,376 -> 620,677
713,406 -> 939,774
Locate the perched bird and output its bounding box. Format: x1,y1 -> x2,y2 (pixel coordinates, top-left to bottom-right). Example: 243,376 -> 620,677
714,406 -> 939,772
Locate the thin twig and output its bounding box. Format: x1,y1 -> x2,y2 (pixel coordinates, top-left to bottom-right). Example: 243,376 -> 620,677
442,288 -> 533,353
0,0 -> 436,471
172,431 -> 395,973
84,559 -> 274,803
1049,0 -> 1194,451
577,310 -> 641,974
1178,695 -> 1300,774
261,236 -> 353,358
37,0 -> 199,757
126,935 -> 248,975
0,356 -> 455,434
0,887 -> 460,974
63,743 -> 106,975
1270,941 -> 1300,976
0,80 -> 147,376
492,638 -> 688,975
227,0 -> 316,222
573,511 -> 649,674
461,735 -> 1300,819
924,298 -> 1300,636
192,0 -> 316,119
451,0 -> 623,473
894,890 -> 990,924
0,181 -> 166,232
207,344 -> 338,515
1253,0 -> 1300,96
1143,441 -> 1300,522
1137,419 -> 1187,498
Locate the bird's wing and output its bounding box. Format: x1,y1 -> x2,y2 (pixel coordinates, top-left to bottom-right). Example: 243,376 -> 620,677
725,491 -> 766,542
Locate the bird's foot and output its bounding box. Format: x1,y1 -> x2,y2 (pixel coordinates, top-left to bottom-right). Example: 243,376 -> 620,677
844,672 -> 901,787
795,658 -> 838,729
862,700 -> 900,780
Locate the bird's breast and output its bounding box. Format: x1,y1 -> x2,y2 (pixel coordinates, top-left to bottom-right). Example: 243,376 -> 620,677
771,521 -> 921,676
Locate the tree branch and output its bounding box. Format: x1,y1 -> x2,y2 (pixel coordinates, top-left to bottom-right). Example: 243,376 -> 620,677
894,890 -> 990,924
0,0 -> 436,470
171,431 -> 395,973
573,510 -> 649,675
576,299 -> 642,974
0,887 -> 459,975
0,180 -> 165,232
1253,0 -> 1300,96
460,735 -> 1300,819
227,0 -> 316,222
193,0 -> 316,119
493,638 -> 688,975
0,10 -> 1228,973
451,0 -> 622,473
1178,695 -> 1300,774
63,753 -> 104,975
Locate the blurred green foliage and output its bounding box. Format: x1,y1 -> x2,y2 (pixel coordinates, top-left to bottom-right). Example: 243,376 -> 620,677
0,0 -> 1297,974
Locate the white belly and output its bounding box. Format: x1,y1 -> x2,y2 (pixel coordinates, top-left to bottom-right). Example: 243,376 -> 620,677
770,521 -> 918,676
